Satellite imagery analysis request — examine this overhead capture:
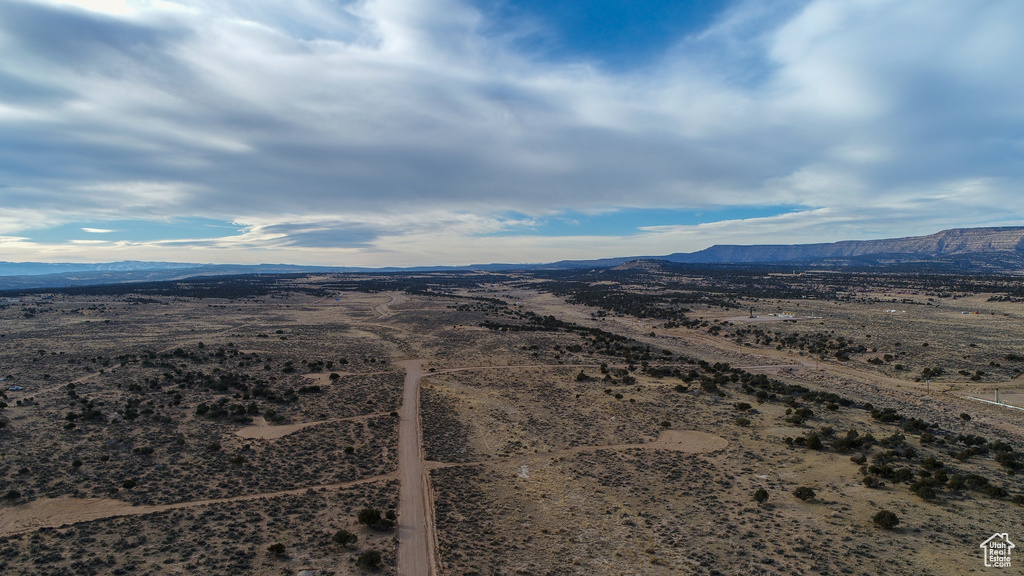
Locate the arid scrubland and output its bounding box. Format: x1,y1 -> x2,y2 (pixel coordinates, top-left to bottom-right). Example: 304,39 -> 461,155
1,288 -> 403,575
1,267 -> 1023,575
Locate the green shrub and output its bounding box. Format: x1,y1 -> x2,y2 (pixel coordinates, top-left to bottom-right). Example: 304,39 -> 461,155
357,508 -> 395,531
356,550 -> 382,570
793,486 -> 816,501
832,430 -> 865,453
873,510 -> 900,529
268,543 -> 286,557
912,482 -> 937,501
332,529 -> 357,547
358,508 -> 382,526
893,468 -> 915,483
753,488 -> 769,503
805,433 -> 823,450
985,485 -> 1009,499
787,407 -> 814,425
863,475 -> 884,489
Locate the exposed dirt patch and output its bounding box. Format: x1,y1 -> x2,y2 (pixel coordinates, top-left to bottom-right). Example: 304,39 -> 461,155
234,416 -> 334,440
0,496 -> 137,536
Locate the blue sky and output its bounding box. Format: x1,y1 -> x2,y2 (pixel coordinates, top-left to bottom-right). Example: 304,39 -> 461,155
473,0 -> 733,69
26,218 -> 244,244
488,206 -> 803,237
1,0 -> 1022,266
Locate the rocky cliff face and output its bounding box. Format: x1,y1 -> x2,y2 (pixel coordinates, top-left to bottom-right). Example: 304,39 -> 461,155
668,227 -> 1024,264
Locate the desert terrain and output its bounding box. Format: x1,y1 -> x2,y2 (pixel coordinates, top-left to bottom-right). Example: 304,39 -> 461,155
1,266 -> 1022,575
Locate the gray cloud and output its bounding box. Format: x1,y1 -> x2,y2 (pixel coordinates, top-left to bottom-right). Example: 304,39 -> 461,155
256,222 -> 384,248
0,68 -> 76,105
0,0 -> 1022,264
0,1 -> 189,69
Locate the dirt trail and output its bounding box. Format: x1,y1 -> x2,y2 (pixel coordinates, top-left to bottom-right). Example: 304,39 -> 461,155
0,473 -> 397,538
234,416 -> 334,439
395,359 -> 437,576
373,292 -> 406,318
435,363 -> 602,373
232,411 -> 389,440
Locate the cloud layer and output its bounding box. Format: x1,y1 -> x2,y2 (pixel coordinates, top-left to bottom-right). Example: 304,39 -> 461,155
1,0 -> 1022,265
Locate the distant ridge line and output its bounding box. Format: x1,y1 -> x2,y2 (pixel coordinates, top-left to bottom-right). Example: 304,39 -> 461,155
1,226 -> 1023,290
663,226 -> 1024,264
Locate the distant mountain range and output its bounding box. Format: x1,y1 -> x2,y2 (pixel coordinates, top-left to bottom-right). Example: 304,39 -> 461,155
2,226 -> 1022,290
666,226 -> 1024,264
499,226 -> 1024,272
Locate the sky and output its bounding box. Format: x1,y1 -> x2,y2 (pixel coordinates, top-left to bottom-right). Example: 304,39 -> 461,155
1,0 -> 1023,266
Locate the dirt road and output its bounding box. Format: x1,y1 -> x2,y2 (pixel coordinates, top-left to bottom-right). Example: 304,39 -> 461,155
395,359 -> 437,576
373,292 -> 406,318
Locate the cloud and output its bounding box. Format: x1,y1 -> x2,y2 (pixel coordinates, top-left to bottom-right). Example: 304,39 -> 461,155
0,0 -> 1022,264
81,227 -> 115,233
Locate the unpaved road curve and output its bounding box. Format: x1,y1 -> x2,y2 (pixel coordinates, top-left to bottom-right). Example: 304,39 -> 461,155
395,359 -> 436,576
373,292 -> 407,318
